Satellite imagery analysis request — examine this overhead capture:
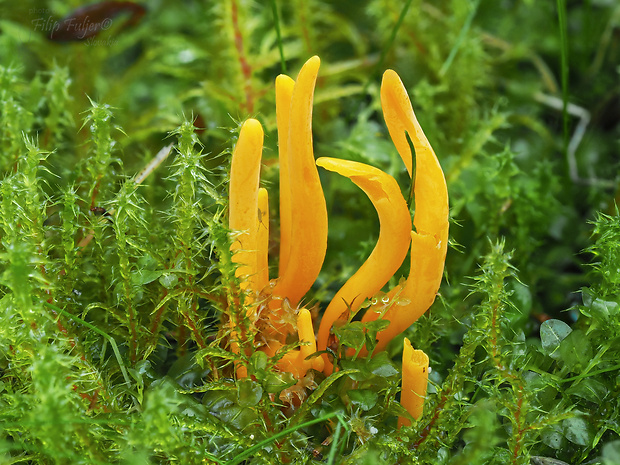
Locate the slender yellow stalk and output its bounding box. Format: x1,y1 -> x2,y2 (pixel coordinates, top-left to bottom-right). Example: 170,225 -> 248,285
380,69 -> 449,245
229,118 -> 264,292
364,231 -> 444,353
276,74 -> 295,278
362,70 -> 449,353
315,158 -> 412,372
229,119 -> 264,379
298,308 -> 324,372
398,338 -> 429,428
256,187 -> 270,292
275,308 -> 323,378
273,56 -> 327,307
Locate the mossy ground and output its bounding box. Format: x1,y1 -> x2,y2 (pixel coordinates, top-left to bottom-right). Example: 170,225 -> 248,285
1,1 -> 620,464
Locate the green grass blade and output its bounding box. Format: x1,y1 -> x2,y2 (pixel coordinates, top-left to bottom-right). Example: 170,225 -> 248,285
556,0 -> 570,158
225,411 -> 342,465
405,131 -> 416,224
43,301 -> 132,389
363,0 -> 413,96
271,0 -> 287,73
326,417 -> 343,465
439,0 -> 481,77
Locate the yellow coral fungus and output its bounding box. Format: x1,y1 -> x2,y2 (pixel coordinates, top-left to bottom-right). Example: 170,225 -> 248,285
361,70 -> 449,353
398,338 -> 430,428
275,74 -> 295,278
227,58 -> 447,415
272,56 -> 327,308
229,118 -> 264,293
315,158 -> 412,370
228,57 -> 327,380
380,69 -> 448,248
266,56 -> 327,343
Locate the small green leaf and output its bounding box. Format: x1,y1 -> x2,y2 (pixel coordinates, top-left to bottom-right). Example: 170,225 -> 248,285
558,329 -> 592,371
563,415 -> 592,446
566,378 -> 607,404
590,297 -> 619,320
335,321 -> 366,352
348,389 -> 378,411
237,379 -> 263,407
602,440 -> 620,465
540,319 -> 572,359
249,350 -> 268,373
580,288 -> 620,320
364,319 -> 390,352
132,269 -> 163,285
262,372 -> 296,394
368,352 -> 399,378
340,359 -> 370,381
541,425 -> 565,450
159,273 -> 179,289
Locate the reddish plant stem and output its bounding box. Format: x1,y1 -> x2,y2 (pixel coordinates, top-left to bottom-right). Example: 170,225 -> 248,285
488,287 -> 528,464
186,296 -> 207,349
297,2 -> 312,55
178,323 -> 187,356
141,289 -> 171,361
511,387 -> 525,464
124,282 -> 138,364
38,258 -> 73,341
411,392 -> 449,451
490,299 -> 503,368
149,289 -> 169,338
231,0 -> 254,114
90,177 -> 101,210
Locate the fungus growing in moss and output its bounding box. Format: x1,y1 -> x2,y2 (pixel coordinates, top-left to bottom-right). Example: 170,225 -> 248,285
227,57 -> 448,420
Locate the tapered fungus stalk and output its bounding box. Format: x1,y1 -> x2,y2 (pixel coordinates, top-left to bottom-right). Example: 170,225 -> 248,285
398,338 -> 429,428
229,118 -> 264,293
269,56 -> 328,341
380,69 -> 448,247
362,69 -> 449,353
275,308 -> 324,378
315,158 -> 412,372
273,56 -> 327,307
228,118 -> 264,378
275,74 -> 295,278
297,309 -> 324,373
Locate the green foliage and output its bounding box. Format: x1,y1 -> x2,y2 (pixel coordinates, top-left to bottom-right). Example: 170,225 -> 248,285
1,1 -> 620,464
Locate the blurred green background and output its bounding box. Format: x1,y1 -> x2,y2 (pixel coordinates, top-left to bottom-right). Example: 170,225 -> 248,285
2,0 -> 618,320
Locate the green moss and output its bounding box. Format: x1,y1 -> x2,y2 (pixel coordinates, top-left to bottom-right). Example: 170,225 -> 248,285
0,1 -> 619,463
